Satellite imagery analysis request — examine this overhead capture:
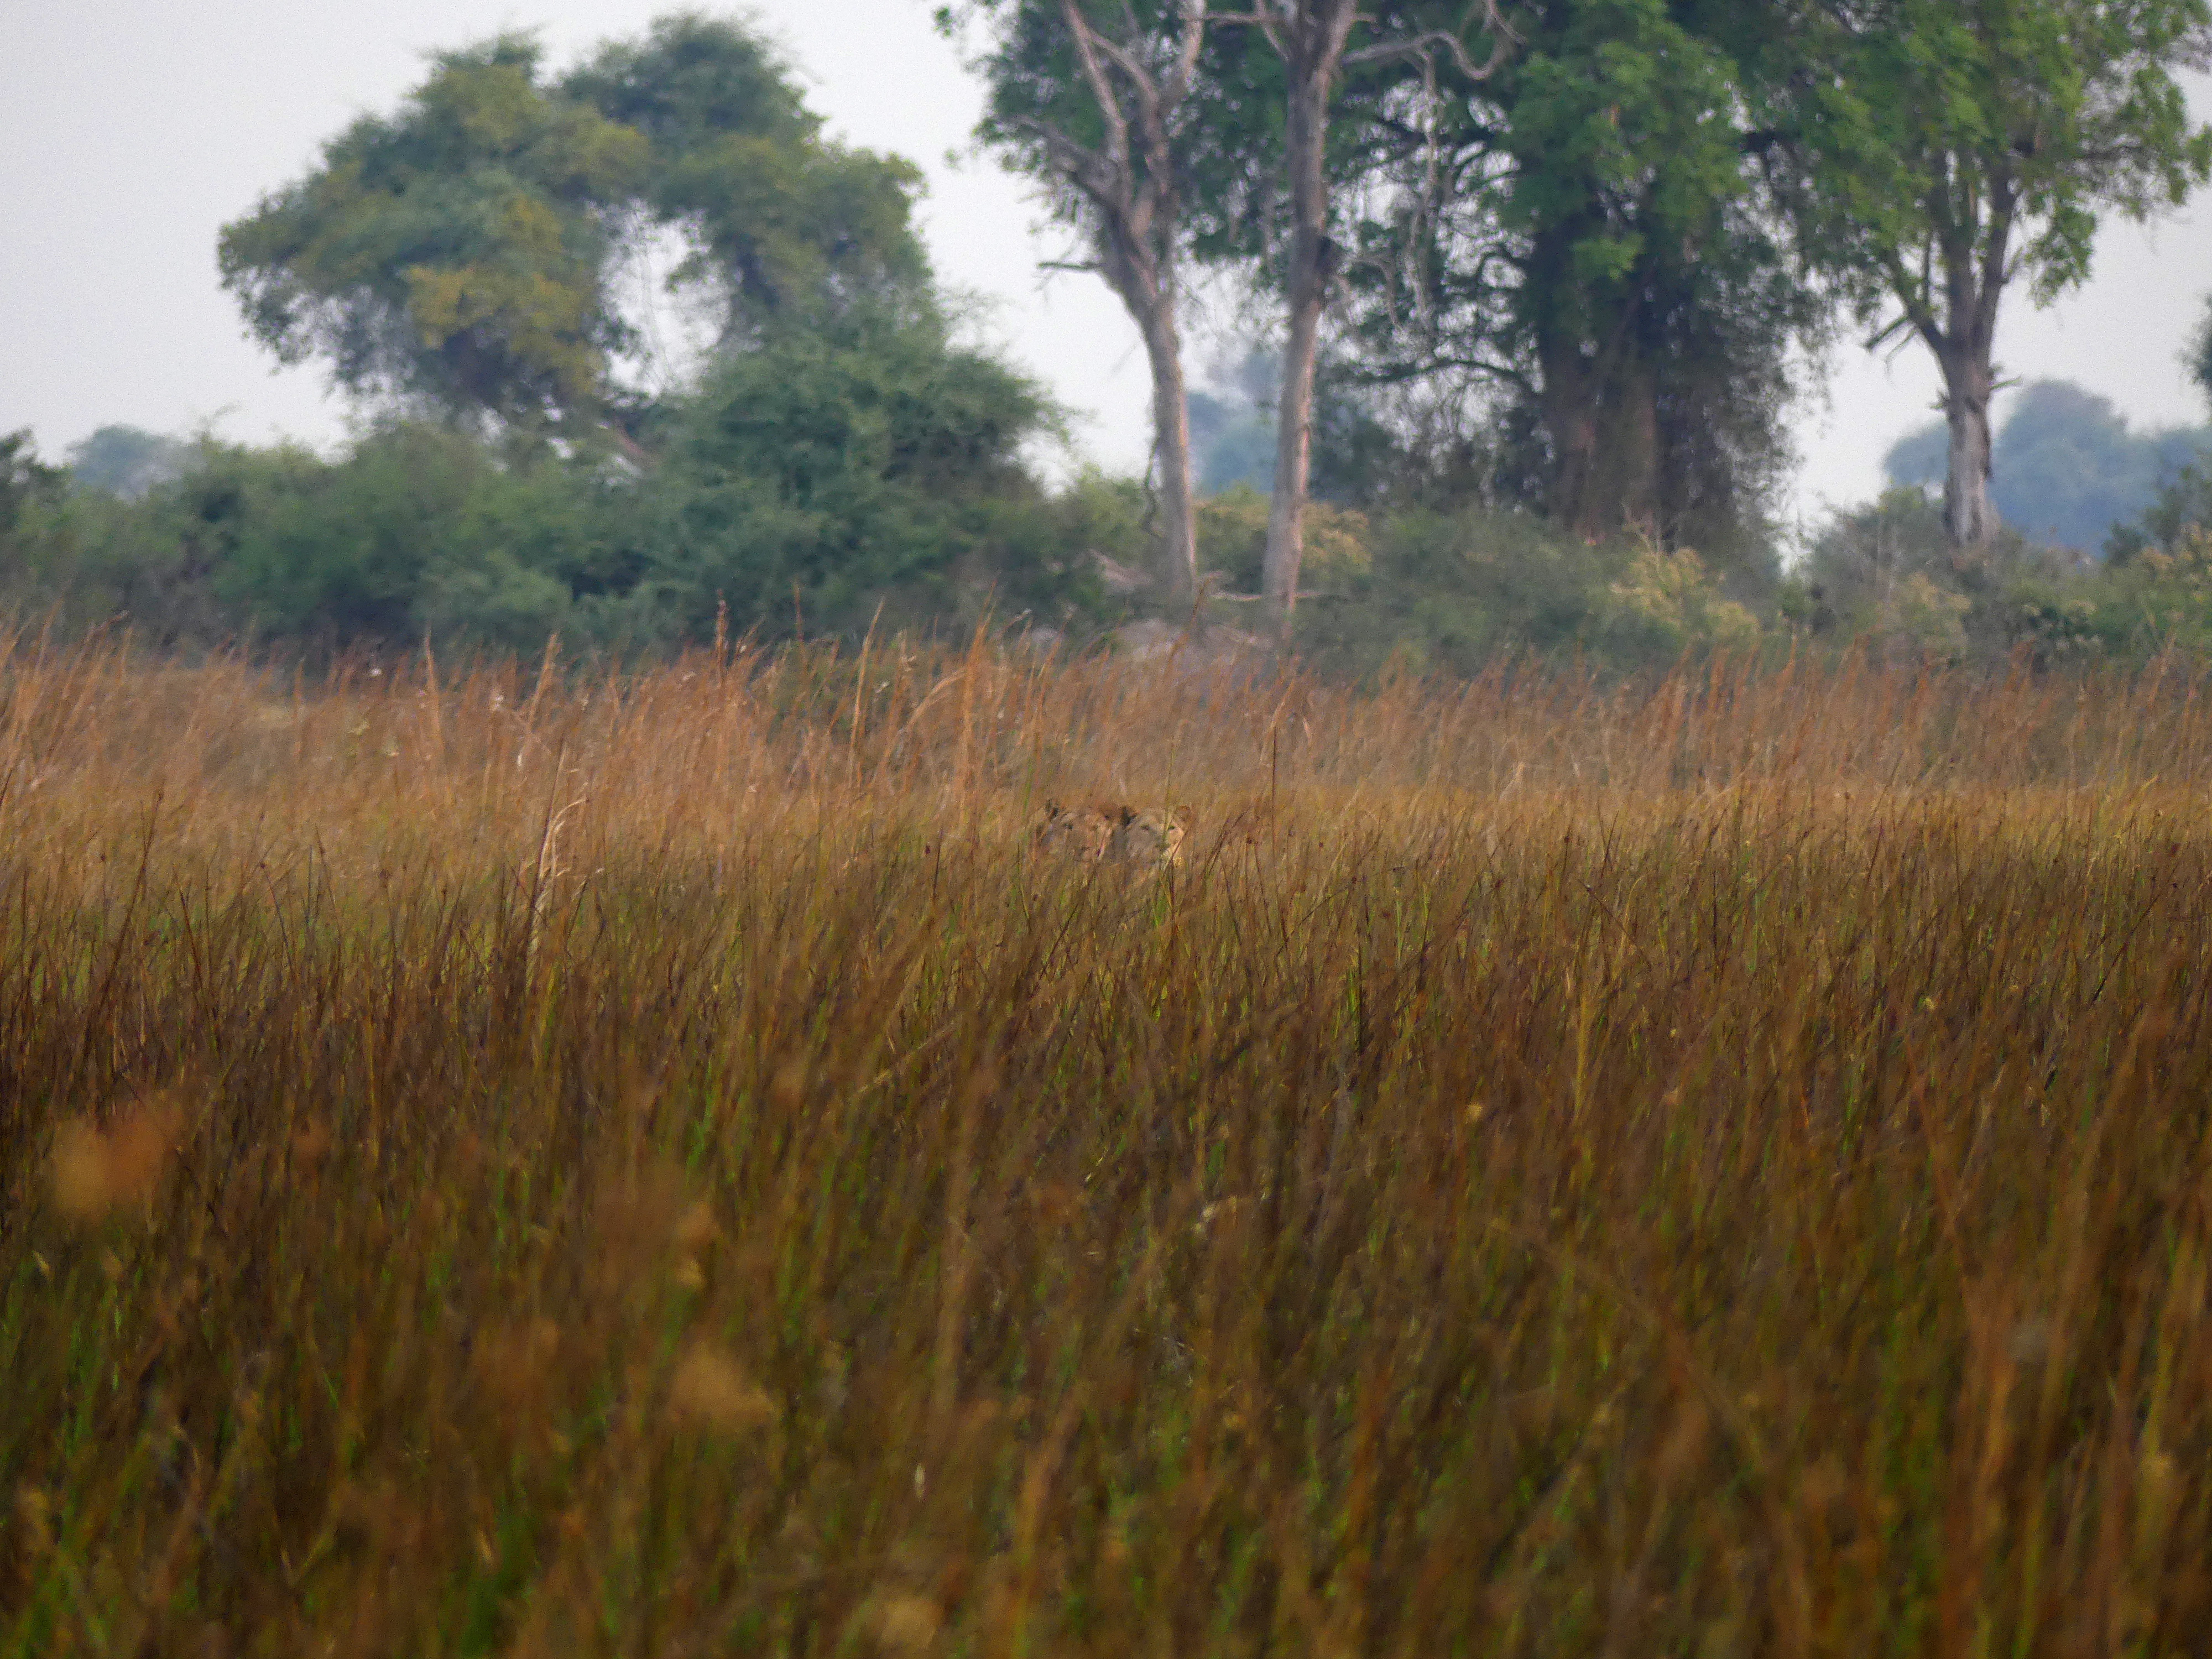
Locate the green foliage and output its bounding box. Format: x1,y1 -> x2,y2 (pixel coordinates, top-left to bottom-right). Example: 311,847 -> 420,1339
1786,485 -> 2212,665
1310,0 -> 1817,555
1499,0 -> 1815,551
1760,0 -> 2211,546
218,15 -> 935,435
0,431 -> 65,543
2111,453 -> 2212,562
218,36 -> 649,429
5,430 -> 627,653
1293,504 -> 1766,677
1796,488 -> 1983,657
1196,483 -> 1370,594
1766,0 -> 2212,324
627,307 -> 1069,641
562,14 -> 931,337
206,426 -> 622,650
2082,525 -> 2212,655
5,309 -> 1072,656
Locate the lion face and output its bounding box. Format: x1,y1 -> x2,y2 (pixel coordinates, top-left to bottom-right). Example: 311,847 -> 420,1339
1034,801 -> 1189,872
1035,800 -> 1116,862
1108,806 -> 1188,870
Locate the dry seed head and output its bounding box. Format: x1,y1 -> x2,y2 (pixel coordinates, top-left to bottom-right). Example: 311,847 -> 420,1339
870,1593 -> 944,1655
50,1104 -> 181,1225
669,1342 -> 776,1434
473,1318 -> 564,1420
674,1199 -> 719,1291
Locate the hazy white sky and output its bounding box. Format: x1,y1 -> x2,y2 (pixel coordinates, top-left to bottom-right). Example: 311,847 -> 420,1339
4,1 -> 2210,533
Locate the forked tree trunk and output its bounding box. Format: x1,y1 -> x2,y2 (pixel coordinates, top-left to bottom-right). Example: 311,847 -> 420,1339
1133,276 -> 1200,603
1025,0 -> 1207,607
1897,209 -> 2011,551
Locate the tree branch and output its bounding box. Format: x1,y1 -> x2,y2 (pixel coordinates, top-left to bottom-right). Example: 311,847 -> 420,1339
1341,15 -> 1511,83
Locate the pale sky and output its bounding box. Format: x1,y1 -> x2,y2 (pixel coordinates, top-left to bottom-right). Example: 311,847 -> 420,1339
4,1 -> 2210,535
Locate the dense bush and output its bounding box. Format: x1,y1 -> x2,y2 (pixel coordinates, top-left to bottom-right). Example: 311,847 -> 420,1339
1781,482 -> 2212,668
1291,506 -> 1766,678
1,310 -> 1109,658
625,306 -> 1083,643
35,391 -> 2212,679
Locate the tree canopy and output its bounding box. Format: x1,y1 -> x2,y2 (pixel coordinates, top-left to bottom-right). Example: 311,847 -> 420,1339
1759,0 -> 2212,544
562,14 -> 932,339
217,16 -> 933,437
218,36 -> 647,431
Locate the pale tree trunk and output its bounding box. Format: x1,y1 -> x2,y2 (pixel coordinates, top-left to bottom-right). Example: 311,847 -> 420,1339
1240,2 -> 1505,644
1886,189 -> 2012,551
1260,2 -> 1358,646
1019,0 -> 1206,606
1138,305 -> 1200,603
1933,218 -> 2001,549
1938,346 -> 1995,547
1261,278 -> 1324,637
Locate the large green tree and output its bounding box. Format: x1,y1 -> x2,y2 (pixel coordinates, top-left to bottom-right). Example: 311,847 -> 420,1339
1317,0 -> 1819,557
218,36 -> 648,432
218,17 -> 933,439
1761,0 -> 2212,547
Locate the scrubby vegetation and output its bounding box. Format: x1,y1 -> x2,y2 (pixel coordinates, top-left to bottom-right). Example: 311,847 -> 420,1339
8,635 -> 2212,1652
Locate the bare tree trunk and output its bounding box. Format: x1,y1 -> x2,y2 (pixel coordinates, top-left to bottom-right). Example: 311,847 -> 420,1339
1013,0 -> 1206,607
1885,195 -> 2012,551
1239,2 -> 1505,644
1938,346 -> 1996,547
1260,2 -> 1358,646
1137,300 -> 1200,601
1260,273 -> 1324,633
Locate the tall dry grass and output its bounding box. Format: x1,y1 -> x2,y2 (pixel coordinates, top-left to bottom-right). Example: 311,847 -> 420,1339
6,630 -> 2212,1655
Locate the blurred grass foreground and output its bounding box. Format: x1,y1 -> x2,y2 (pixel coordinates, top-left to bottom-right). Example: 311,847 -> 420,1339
9,630 -> 2212,1655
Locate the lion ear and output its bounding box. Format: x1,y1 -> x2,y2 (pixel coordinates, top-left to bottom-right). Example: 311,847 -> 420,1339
1044,799 -> 1062,817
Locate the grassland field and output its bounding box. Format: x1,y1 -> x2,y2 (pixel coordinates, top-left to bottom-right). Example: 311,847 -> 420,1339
6,632 -> 2212,1656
